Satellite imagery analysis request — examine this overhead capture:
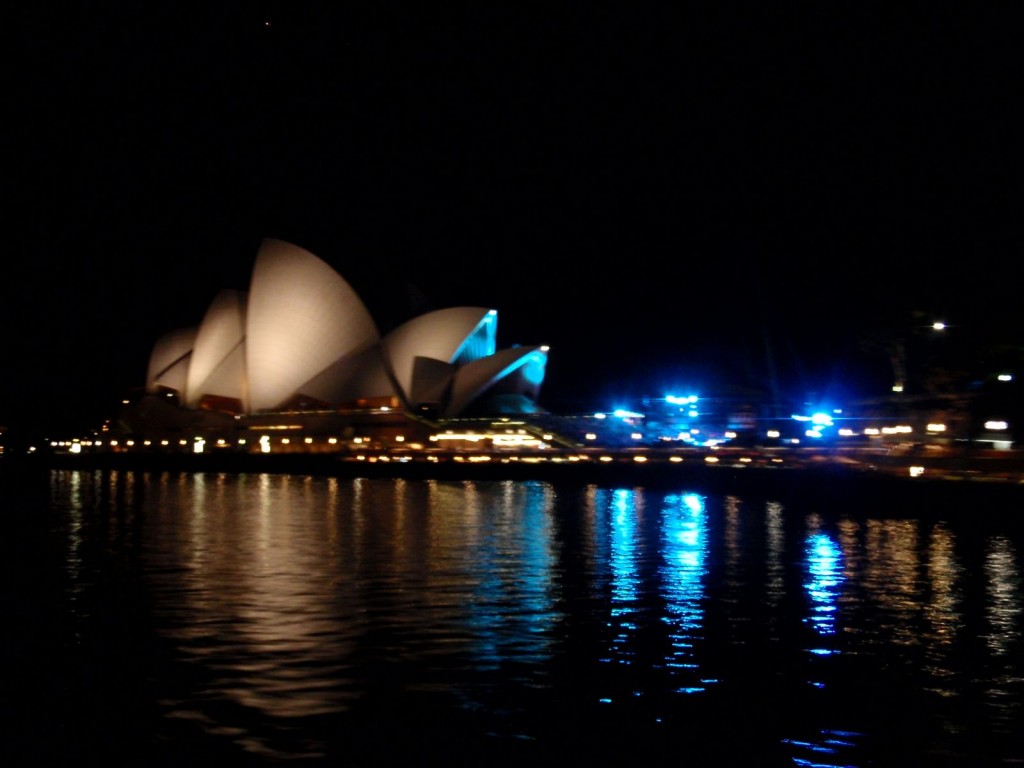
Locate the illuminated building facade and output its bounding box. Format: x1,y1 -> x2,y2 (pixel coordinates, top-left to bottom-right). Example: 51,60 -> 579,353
119,238 -> 550,450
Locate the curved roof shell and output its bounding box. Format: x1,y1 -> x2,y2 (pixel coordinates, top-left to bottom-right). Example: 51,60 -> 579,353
146,327 -> 197,394
245,238 -> 380,412
381,307 -> 497,407
294,343 -> 398,406
185,289 -> 248,409
445,346 -> 548,418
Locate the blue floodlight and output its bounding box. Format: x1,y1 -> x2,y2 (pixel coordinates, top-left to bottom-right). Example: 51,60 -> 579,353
793,412 -> 834,429
666,394 -> 699,405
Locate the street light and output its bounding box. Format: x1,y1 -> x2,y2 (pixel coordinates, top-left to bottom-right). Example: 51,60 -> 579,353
890,318 -> 951,392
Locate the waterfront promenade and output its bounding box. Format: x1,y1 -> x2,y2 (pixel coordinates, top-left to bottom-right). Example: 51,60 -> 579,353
24,442 -> 1024,510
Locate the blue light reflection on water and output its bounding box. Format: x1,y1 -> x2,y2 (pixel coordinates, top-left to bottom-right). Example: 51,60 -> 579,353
597,488 -> 713,711
782,728 -> 863,768
463,481 -> 557,673
609,488 -> 641,607
782,524 -> 864,767
598,488 -> 644,703
804,530 -> 844,644
660,492 -> 709,693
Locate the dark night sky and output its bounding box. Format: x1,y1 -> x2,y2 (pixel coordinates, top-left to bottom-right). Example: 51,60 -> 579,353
6,3 -> 1023,435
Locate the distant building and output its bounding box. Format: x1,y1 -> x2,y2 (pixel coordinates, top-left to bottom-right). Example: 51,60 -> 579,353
118,238 -> 550,445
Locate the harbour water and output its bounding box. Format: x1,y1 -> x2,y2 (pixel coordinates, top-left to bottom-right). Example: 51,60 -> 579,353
3,466 -> 1023,766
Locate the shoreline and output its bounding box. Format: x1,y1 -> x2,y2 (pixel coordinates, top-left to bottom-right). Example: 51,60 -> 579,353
14,447 -> 1024,513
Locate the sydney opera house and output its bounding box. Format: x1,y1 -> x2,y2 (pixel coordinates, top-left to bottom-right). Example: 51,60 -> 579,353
112,238 -> 556,454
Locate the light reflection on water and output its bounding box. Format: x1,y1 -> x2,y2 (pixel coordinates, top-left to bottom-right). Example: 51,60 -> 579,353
804,527 -> 843,644
604,488 -> 643,676
29,470 -> 1024,765
660,492 -> 709,692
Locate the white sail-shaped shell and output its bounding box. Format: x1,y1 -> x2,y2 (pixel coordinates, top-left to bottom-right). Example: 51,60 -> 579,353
146,327 -> 197,394
185,289 -> 247,409
245,238 -> 380,411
